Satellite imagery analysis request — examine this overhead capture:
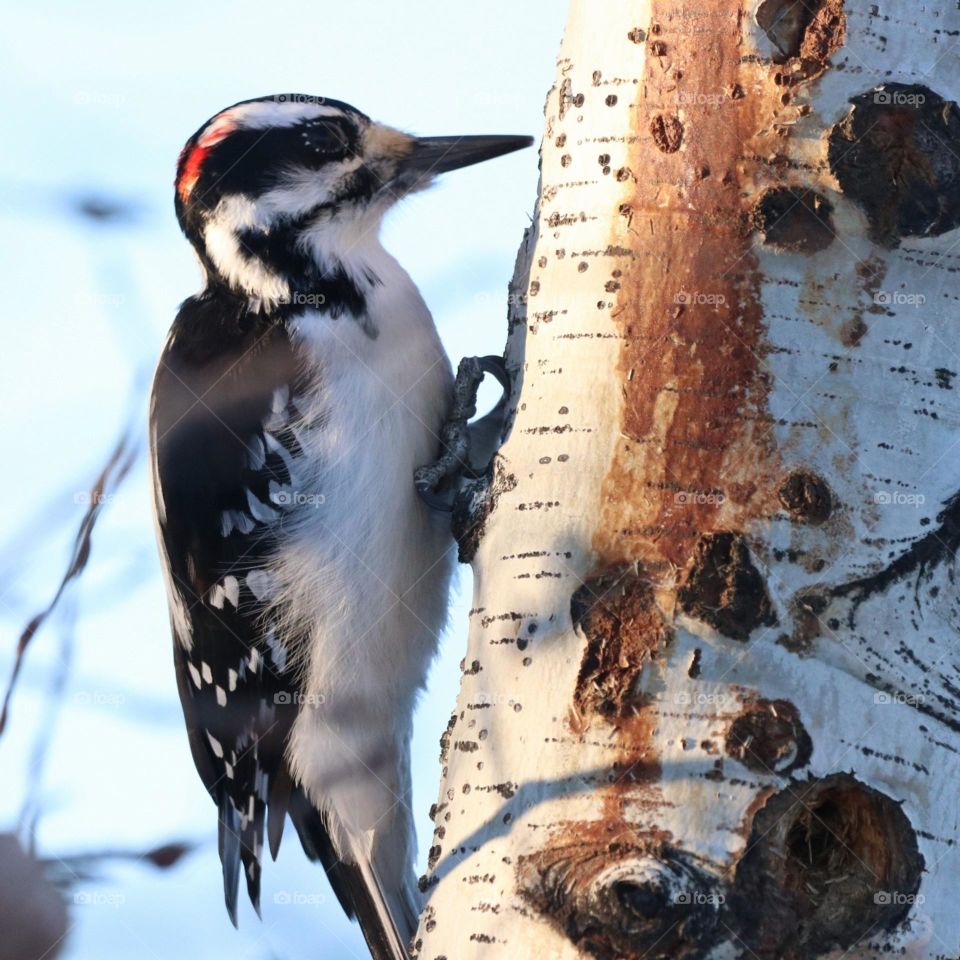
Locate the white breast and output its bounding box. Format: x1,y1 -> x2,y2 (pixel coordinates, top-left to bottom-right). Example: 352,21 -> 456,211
272,243 -> 456,826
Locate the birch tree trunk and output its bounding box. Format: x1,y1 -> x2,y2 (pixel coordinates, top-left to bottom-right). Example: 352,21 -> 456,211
416,2 -> 960,957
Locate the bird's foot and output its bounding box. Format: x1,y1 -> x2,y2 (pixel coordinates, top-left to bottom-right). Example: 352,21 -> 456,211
415,355 -> 510,512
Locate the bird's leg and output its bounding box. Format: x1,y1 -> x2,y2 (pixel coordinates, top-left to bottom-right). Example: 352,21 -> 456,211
415,355 -> 510,512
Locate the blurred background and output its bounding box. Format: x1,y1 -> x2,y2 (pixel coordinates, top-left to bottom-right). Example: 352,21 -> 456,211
0,2 -> 564,956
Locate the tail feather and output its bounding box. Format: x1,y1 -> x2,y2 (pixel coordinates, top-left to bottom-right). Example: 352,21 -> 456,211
217,769 -> 415,959
218,798 -> 241,928
287,790 -> 413,960
267,767 -> 293,861
217,786 -> 266,924
353,853 -> 415,960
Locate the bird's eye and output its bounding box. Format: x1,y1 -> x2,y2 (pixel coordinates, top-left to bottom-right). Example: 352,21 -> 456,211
297,118 -> 355,163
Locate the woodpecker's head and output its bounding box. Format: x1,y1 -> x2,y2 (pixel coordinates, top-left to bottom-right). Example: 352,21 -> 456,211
175,94 -> 532,309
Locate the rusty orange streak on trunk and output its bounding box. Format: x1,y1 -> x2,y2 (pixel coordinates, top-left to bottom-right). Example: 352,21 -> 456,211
595,4 -> 782,574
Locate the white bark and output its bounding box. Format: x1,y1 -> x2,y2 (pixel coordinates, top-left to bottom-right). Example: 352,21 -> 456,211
416,2 -> 960,958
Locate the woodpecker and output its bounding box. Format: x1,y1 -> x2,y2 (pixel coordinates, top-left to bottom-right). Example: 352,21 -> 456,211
149,94 -> 531,959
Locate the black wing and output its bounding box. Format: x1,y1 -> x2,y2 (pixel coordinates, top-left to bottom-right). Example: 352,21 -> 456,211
150,291 -> 357,925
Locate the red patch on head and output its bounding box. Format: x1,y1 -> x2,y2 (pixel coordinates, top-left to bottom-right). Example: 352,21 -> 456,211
176,117 -> 237,203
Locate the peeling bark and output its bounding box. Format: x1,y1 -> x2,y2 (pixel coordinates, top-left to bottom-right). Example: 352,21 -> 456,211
416,2 -> 960,958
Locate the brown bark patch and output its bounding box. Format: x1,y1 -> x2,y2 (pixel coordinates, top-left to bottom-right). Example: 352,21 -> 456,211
572,570 -> 673,718
725,698 -> 812,774
829,84 -> 960,248
783,590 -> 828,653
750,187 -> 835,253
518,833 -> 720,960
593,7 -> 787,574
756,0 -> 846,76
728,773 -> 924,959
677,533 -> 777,641
778,470 -> 832,523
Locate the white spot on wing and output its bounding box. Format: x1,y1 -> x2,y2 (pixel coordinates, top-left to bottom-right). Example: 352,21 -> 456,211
201,662 -> 213,683
246,569 -> 273,602
206,731 -> 224,758
216,685 -> 227,707
220,510 -> 255,537
209,575 -> 240,609
228,668 -> 238,691
223,575 -> 239,607
247,435 -> 266,471
264,627 -> 287,671
262,430 -> 295,472
187,662 -> 202,689
245,488 -> 278,523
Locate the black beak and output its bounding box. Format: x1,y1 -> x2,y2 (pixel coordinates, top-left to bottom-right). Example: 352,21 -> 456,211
404,134 -> 534,177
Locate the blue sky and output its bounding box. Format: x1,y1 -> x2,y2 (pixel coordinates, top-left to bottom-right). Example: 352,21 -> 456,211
0,2 -> 565,956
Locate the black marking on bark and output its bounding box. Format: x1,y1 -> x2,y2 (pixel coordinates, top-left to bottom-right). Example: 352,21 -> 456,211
452,458 -> 518,564
728,773 -> 924,959
518,837 -> 720,960
725,699 -> 812,775
438,712 -> 457,768
677,533 -> 777,641
833,489 -> 960,609
829,84 -> 960,248
751,188 -> 835,253
778,471 -> 833,523
571,569 -> 672,718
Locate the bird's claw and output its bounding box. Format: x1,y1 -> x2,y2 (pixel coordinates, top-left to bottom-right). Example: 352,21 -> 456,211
415,355 -> 510,512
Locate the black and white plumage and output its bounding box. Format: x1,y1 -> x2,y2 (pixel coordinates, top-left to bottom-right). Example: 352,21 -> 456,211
149,94 -> 531,958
